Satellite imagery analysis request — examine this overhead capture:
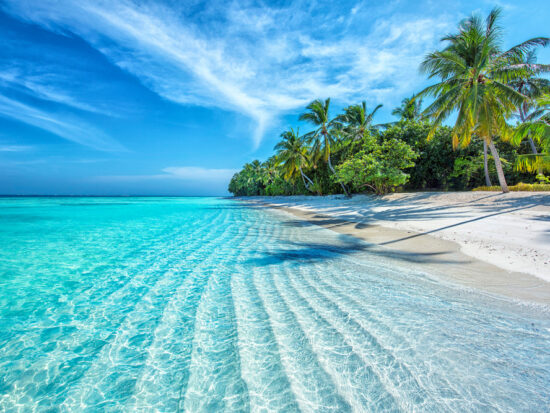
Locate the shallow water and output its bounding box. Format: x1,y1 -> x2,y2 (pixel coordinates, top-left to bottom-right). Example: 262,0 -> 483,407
0,197 -> 548,412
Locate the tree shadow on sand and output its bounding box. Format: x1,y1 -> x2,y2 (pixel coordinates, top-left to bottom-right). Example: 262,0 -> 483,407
247,193 -> 548,267
256,193 -> 548,225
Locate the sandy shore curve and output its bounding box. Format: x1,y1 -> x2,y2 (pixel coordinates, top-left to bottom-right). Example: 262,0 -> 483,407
243,192 -> 550,305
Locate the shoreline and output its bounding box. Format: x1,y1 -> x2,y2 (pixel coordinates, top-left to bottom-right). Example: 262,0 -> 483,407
244,192 -> 550,305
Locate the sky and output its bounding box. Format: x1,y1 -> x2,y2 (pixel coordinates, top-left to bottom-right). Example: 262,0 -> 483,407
0,0 -> 549,195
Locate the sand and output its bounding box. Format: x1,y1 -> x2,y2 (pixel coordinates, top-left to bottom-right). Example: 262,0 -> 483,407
244,192 -> 550,304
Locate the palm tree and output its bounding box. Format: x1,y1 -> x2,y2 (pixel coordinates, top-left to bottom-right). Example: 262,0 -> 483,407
482,140 -> 493,186
274,128 -> 317,193
417,7 -> 549,193
508,51 -> 550,171
300,98 -> 350,196
335,101 -> 383,141
392,95 -> 422,121
261,156 -> 280,187
241,160 -> 265,195
511,94 -> 550,172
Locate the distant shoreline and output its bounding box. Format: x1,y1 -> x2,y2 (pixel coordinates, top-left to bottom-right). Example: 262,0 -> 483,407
0,195 -> 226,198
243,192 -> 550,305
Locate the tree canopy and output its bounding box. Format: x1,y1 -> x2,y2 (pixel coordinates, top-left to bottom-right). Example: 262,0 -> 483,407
229,8 -> 549,197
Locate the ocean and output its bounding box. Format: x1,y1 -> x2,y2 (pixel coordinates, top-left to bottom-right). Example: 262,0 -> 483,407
0,197 -> 549,411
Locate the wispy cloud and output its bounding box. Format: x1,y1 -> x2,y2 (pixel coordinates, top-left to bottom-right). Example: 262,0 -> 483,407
0,143 -> 33,152
0,95 -> 125,151
0,69 -> 114,116
95,166 -> 238,182
2,0 -> 452,147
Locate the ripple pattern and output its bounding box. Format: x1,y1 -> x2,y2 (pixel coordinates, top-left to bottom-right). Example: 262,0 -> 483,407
0,197 -> 549,412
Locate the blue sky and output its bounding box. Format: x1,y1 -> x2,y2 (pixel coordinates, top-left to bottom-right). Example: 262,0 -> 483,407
0,0 -> 548,195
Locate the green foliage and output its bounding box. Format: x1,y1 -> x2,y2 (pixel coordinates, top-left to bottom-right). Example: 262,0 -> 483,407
450,156 -> 484,189
391,95 -> 422,121
417,7 -> 549,192
335,136 -> 417,194
227,7 -> 549,197
473,183 -> 550,191
418,7 -> 548,147
512,94 -> 550,172
228,118 -> 541,196
228,158 -> 307,196
381,121 -> 463,189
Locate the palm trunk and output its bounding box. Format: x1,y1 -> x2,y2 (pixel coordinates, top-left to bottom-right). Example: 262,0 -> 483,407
488,140 -> 509,193
483,140 -> 492,186
299,166 -> 316,194
300,170 -> 308,191
327,154 -> 350,197
527,137 -> 538,155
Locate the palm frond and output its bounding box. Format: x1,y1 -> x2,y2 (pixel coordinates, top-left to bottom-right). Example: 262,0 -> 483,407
500,37 -> 550,61
515,153 -> 550,172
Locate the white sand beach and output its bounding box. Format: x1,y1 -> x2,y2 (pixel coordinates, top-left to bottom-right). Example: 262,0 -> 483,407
248,192 -> 550,302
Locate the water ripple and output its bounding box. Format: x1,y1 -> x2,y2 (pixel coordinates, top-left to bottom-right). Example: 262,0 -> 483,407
0,197 -> 548,412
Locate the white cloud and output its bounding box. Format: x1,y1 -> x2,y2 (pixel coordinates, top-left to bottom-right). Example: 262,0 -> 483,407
0,144 -> 33,152
0,67 -> 124,117
95,166 -> 238,182
0,70 -> 96,114
0,95 -> 125,152
2,0 -> 452,147
162,167 -> 238,181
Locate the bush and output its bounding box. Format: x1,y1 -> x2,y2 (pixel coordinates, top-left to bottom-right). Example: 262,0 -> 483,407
335,136 -> 417,195
473,183 -> 550,191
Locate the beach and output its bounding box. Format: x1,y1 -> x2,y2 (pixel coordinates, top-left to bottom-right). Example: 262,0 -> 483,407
247,191 -> 550,304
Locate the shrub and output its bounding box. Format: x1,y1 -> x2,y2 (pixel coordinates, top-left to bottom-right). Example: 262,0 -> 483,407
336,136 -> 417,195
473,183 -> 550,191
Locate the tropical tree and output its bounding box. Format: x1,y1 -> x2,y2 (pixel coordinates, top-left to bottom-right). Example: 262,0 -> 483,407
392,95 -> 423,121
417,7 -> 549,192
481,140 -> 493,186
299,98 -> 350,196
336,135 -> 417,194
244,160 -> 266,194
511,94 -> 550,172
335,101 -> 383,141
508,51 -> 550,164
228,160 -> 266,196
261,156 -> 280,187
274,128 -> 317,193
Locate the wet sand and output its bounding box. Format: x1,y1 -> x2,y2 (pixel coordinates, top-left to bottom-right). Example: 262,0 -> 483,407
248,200 -> 550,305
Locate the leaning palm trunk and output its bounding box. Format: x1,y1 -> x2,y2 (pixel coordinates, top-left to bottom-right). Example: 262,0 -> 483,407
299,171 -> 309,191
483,140 -> 492,186
488,140 -> 509,193
528,136 -> 539,155
327,154 -> 350,197
299,166 -> 316,194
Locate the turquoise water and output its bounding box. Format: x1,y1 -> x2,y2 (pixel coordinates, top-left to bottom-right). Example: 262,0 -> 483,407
0,197 -> 549,412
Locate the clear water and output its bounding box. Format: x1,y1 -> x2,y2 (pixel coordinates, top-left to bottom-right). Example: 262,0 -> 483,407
0,197 -> 549,412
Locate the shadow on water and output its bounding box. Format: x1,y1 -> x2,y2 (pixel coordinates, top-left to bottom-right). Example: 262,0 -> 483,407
241,195 -> 548,267
246,238 -> 467,267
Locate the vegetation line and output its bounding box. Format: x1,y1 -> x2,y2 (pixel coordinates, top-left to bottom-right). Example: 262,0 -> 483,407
229,7 -> 550,197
